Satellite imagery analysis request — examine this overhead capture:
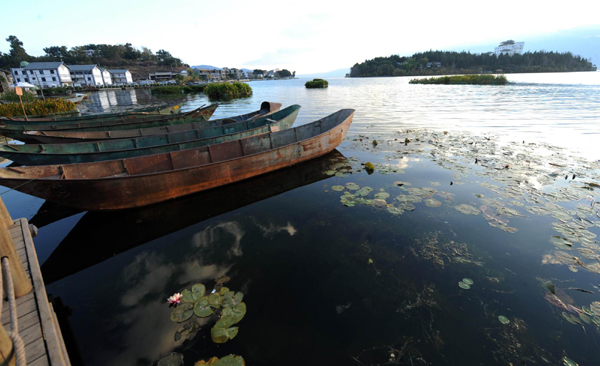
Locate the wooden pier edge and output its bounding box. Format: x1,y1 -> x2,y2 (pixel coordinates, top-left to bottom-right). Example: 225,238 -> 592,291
18,218 -> 71,366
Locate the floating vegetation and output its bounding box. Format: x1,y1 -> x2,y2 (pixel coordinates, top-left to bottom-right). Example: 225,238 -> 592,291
458,281 -> 471,289
498,315 -> 510,324
562,357 -> 578,366
157,352 -> 184,366
462,278 -> 473,285
194,355 -> 245,366
365,162 -> 375,174
374,192 -> 390,200
454,204 -> 480,215
331,185 -> 346,191
424,198 -> 442,207
169,279 -> 246,344
411,232 -> 483,269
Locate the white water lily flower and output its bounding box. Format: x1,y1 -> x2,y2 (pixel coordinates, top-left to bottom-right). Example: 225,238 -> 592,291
167,293 -> 182,305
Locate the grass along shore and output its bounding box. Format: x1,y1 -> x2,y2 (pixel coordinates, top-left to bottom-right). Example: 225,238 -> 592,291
409,74 -> 508,85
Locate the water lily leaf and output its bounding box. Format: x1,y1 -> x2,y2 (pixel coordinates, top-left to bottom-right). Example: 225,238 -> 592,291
222,291 -> 244,307
590,301 -> 600,316
462,278 -> 473,285
325,170 -> 336,176
387,206 -> 403,215
208,293 -> 222,308
424,198 -> 442,207
194,297 -> 214,317
181,283 -> 206,303
158,352 -> 184,366
579,313 -> 592,324
562,357 -> 578,366
215,315 -> 236,329
498,315 -> 510,324
232,302 -> 246,323
374,192 -> 390,199
194,357 -> 219,366
211,326 -> 239,343
214,355 -> 245,366
455,204 -> 480,215
170,303 -> 194,323
332,185 -> 345,191
219,287 -> 230,296
346,182 -> 360,191
458,281 -> 471,289
174,322 -> 199,342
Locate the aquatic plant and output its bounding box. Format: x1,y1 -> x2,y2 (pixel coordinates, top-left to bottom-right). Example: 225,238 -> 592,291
0,98 -> 77,117
409,74 -> 508,85
364,162 -> 375,174
458,281 -> 471,289
167,293 -> 182,305
151,85 -> 207,94
195,355 -> 245,366
169,280 -> 246,344
305,78 -> 328,88
0,90 -> 36,102
498,315 -> 510,324
203,82 -> 252,100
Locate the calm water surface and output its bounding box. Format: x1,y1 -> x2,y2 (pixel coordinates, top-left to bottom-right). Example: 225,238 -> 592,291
2,72 -> 600,366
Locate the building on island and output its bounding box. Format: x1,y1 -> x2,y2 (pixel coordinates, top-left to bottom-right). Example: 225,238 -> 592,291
148,71 -> 179,82
108,69 -> 133,84
10,62 -> 73,87
68,64 -> 105,86
99,68 -> 112,86
494,40 -> 524,56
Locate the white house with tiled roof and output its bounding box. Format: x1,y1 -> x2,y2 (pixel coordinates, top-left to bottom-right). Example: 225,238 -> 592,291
108,69 -> 133,84
68,64 -> 104,86
11,62 -> 73,87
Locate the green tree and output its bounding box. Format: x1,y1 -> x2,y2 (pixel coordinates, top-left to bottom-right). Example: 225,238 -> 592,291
275,69 -> 292,78
43,46 -> 69,60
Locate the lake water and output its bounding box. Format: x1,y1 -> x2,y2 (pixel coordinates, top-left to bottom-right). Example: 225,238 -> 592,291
2,72 -> 600,366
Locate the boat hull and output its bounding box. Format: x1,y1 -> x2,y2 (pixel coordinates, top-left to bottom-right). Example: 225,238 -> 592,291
0,110 -> 353,210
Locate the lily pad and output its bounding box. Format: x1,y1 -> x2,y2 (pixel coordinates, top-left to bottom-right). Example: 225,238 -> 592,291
498,315 -> 510,324
208,293 -> 222,308
211,315 -> 239,343
157,352 -> 184,366
590,301 -> 600,316
462,278 -> 473,285
562,357 -> 578,366
174,322 -> 199,342
222,291 -> 244,307
346,182 -> 360,191
219,287 -> 230,296
579,313 -> 592,324
170,302 -> 194,323
455,204 -> 480,215
193,297 -> 214,318
331,185 -> 345,191
195,355 -> 245,366
458,281 -> 471,289
424,198 -> 442,207
374,192 -> 390,200
387,206 -> 403,215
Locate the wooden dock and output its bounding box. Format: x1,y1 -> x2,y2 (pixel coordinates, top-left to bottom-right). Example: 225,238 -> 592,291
1,211 -> 70,365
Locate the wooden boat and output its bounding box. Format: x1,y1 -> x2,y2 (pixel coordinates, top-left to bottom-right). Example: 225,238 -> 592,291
39,150 -> 345,283
0,109 -> 354,211
15,102 -> 281,144
0,101 -> 186,123
0,104 -> 219,138
0,105 -> 300,165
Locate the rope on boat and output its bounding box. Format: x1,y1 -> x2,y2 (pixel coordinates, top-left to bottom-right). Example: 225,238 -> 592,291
1,257 -> 27,366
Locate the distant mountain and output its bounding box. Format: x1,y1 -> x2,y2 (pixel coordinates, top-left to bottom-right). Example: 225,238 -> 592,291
298,68 -> 350,78
191,65 -> 254,73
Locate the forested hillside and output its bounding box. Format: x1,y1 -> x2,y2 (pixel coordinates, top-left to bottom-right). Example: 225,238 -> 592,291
350,50 -> 597,77
0,35 -> 186,72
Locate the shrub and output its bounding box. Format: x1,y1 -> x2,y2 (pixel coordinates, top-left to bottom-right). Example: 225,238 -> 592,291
151,85 -> 207,95
409,74 -> 508,85
203,82 -> 252,100
0,99 -> 77,117
305,78 -> 328,88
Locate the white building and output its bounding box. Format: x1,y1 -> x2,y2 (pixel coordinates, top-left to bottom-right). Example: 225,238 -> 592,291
494,40 -> 524,57
11,62 -> 73,87
108,69 -> 133,84
68,64 -> 104,86
99,68 -> 112,86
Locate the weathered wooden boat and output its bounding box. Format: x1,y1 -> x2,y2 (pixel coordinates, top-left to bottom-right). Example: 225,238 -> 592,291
39,150 -> 345,283
0,101 -> 186,123
0,105 -> 300,165
16,102 -> 281,144
0,109 -> 354,210
0,104 -> 219,139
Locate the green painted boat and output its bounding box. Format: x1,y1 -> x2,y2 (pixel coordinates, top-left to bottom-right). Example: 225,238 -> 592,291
0,101 -> 186,123
0,105 -> 300,165
0,104 -> 218,135
16,102 -> 282,144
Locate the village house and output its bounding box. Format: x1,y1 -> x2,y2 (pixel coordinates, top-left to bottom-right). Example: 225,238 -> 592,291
108,69 -> 133,84
99,68 -> 112,86
148,71 -> 178,82
10,62 -> 73,87
68,64 -> 105,86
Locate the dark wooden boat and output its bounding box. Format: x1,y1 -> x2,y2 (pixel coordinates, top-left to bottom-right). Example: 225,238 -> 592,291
0,105 -> 300,165
13,102 -> 282,144
0,104 -> 219,138
0,109 -> 354,210
0,101 -> 186,123
39,150 -> 346,283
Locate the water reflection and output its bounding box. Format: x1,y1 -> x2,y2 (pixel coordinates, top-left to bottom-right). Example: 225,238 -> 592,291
41,151 -> 343,284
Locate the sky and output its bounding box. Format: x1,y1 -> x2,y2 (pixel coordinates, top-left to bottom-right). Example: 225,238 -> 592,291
1,0 -> 599,74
